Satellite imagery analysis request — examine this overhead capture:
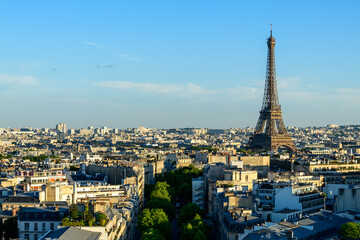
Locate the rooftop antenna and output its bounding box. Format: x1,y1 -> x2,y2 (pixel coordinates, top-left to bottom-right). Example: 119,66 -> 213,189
270,23 -> 272,36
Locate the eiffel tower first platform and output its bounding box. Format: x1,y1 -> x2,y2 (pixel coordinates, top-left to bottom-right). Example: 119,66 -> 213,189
248,28 -> 296,151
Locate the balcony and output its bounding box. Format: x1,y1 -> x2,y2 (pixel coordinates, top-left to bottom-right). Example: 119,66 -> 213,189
299,193 -> 325,203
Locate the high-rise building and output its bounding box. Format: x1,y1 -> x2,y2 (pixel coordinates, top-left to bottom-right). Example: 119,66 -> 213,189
248,29 -> 295,151
55,122 -> 67,133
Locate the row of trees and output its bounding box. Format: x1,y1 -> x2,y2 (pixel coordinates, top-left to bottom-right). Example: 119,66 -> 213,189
0,154 -> 13,159
156,165 -> 210,240
63,203 -> 108,227
139,165 -> 207,240
178,203 -> 209,240
156,164 -> 202,203
137,182 -> 174,240
22,155 -> 48,162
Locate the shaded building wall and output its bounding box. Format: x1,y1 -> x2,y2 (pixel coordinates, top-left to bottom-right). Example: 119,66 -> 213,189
240,156 -> 270,177
335,188 -> 360,213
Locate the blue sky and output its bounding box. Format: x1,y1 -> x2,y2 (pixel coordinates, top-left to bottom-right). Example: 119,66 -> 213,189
0,1 -> 359,129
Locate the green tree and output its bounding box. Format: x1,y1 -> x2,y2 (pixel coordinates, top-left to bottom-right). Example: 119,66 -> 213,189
178,182 -> 192,202
83,203 -> 95,224
137,208 -> 170,234
193,230 -> 207,240
181,222 -> 196,240
70,204 -> 79,219
146,198 -> 175,220
96,212 -> 108,226
157,221 -> 172,239
178,203 -> 203,226
180,214 -> 210,240
22,155 -> 48,162
142,228 -> 166,240
150,182 -> 171,202
340,222 -> 360,239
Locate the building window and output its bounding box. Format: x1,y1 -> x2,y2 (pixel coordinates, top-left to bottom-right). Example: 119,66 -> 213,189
25,223 -> 29,231
34,222 -> 38,231
51,223 -> 54,230
34,234 -> 38,240
25,234 -> 30,240
42,223 -> 46,231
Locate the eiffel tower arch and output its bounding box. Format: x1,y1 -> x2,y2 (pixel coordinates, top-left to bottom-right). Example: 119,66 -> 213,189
248,28 -> 296,151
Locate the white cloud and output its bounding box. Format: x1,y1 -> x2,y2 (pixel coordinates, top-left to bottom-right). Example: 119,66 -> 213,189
94,77 -> 360,108
95,81 -> 271,102
277,76 -> 302,91
119,54 -> 141,61
95,81 -> 214,98
334,88 -> 360,106
0,74 -> 38,85
84,41 -> 105,48
227,86 -> 262,100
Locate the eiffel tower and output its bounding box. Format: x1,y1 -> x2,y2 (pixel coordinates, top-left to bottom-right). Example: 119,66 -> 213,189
248,28 -> 296,151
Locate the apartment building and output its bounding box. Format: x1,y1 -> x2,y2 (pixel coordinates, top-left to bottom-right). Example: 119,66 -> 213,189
18,206 -> 68,240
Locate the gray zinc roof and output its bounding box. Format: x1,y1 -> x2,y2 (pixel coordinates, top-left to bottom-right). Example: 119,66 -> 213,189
40,226 -> 101,240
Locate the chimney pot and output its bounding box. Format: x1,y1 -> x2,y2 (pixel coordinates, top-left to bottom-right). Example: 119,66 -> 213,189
286,230 -> 294,240
12,208 -> 17,216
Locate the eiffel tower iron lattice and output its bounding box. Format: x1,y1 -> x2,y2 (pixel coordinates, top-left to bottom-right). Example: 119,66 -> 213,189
248,29 -> 296,151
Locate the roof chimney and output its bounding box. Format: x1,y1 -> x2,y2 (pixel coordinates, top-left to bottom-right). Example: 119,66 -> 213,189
286,230 -> 294,240
12,208 -> 17,216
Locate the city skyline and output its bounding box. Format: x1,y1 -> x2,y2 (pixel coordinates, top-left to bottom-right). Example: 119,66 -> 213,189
0,1 -> 359,129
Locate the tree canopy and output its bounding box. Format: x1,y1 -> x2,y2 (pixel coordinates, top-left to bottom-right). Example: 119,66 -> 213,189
340,222 -> 360,239
69,204 -> 79,219
156,165 -> 202,202
177,182 -> 192,203
141,228 -> 166,240
178,203 -> 204,226
150,182 -> 172,202
137,208 -> 172,239
146,198 -> 175,220
180,214 -> 209,240
193,230 -> 207,240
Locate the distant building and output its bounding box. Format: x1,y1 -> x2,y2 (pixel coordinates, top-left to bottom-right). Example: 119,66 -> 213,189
166,153 -> 192,168
23,170 -> 66,192
195,152 -> 208,163
239,156 -> 270,177
208,155 -> 228,165
55,122 -> 67,133
208,129 -> 226,135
